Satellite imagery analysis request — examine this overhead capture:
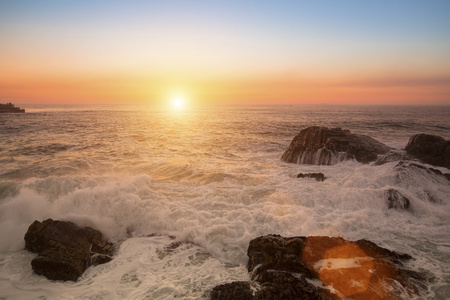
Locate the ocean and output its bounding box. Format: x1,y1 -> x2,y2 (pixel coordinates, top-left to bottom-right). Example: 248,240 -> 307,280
0,104 -> 449,299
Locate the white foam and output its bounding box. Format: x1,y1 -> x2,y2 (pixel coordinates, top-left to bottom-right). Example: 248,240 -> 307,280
0,236 -> 248,299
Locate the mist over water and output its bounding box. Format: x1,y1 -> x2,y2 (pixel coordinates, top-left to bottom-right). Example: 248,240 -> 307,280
1,105 -> 449,299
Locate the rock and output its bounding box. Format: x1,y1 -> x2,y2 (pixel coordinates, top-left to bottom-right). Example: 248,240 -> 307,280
394,160 -> 449,183
253,270 -> 323,300
392,161 -> 449,204
210,235 -> 428,300
405,134 -> 450,168
282,127 -> 392,165
209,281 -> 254,300
297,173 -> 325,182
373,150 -> 409,166
385,189 -> 410,210
24,219 -> 114,281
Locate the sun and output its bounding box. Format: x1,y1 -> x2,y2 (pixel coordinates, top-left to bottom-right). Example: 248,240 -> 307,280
170,95 -> 186,110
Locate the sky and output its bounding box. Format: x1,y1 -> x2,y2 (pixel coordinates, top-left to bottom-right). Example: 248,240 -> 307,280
1,0 -> 450,106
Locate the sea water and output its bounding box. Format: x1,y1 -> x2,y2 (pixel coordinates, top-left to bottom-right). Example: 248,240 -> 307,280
0,104 -> 449,299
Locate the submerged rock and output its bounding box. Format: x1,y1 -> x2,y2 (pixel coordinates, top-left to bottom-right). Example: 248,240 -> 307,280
297,172 -> 325,182
24,219 -> 114,281
373,150 -> 409,166
282,126 -> 391,165
387,160 -> 450,207
394,161 -> 449,183
405,133 -> 450,168
210,235 -> 428,300
385,189 -> 410,210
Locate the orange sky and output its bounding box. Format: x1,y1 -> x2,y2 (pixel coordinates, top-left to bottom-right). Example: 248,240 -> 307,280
1,1 -> 450,106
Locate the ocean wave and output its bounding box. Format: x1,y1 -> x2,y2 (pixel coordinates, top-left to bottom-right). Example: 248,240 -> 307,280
15,143 -> 72,156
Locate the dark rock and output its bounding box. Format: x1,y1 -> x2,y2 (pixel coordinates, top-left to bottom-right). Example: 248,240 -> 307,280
282,127 -> 391,165
394,160 -> 444,175
385,189 -> 410,210
394,161 -> 449,184
297,173 -> 325,182
405,134 -> 450,168
210,235 -> 428,300
247,235 -> 314,279
254,270 -> 323,300
209,281 -> 254,300
24,219 -> 114,281
373,151 -> 409,166
392,161 -> 449,205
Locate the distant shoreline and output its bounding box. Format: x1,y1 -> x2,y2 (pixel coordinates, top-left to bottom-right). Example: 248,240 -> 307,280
0,102 -> 25,113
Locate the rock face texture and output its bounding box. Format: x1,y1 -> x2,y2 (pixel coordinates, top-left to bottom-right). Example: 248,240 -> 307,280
297,172 -> 325,182
281,127 -> 392,165
24,219 -> 114,281
210,235 -> 428,300
405,134 -> 450,168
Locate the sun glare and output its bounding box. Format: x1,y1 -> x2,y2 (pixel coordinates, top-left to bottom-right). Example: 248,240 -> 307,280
171,96 -> 186,110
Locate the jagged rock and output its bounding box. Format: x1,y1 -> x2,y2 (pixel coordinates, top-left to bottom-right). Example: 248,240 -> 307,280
297,173 -> 325,182
405,134 -> 450,168
24,219 -> 114,281
210,235 -> 429,300
385,189 -> 410,210
282,127 -> 391,165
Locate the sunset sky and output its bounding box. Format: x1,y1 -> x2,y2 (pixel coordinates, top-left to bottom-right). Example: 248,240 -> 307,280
1,0 -> 450,106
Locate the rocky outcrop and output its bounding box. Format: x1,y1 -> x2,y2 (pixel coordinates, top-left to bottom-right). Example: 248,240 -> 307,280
405,134 -> 450,168
297,172 -> 325,182
385,189 -> 410,210
282,127 -> 392,165
210,235 -> 429,300
24,219 -> 114,281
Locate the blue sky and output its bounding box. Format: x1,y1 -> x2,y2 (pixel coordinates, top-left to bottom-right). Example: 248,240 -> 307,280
1,0 -> 449,104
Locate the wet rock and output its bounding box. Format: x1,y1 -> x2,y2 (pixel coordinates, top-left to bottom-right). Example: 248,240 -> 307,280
405,134 -> 450,168
282,126 -> 391,165
391,161 -> 449,205
385,189 -> 410,210
394,161 -> 449,182
297,172 -> 325,182
24,219 -> 114,281
373,150 -> 409,166
210,235 -> 428,300
209,281 -> 254,300
254,270 -> 323,300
